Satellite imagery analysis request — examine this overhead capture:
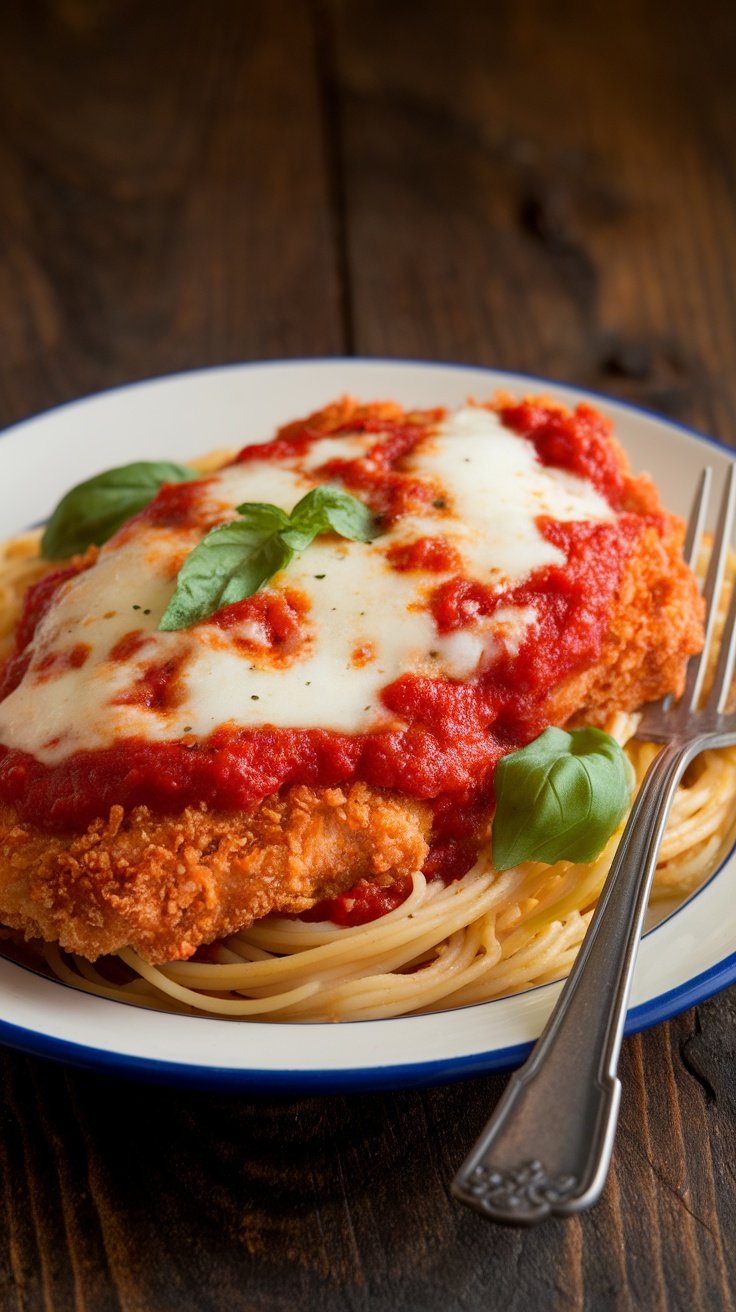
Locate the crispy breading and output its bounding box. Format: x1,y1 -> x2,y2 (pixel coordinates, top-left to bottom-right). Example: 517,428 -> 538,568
543,475 -> 703,727
0,783 -> 431,963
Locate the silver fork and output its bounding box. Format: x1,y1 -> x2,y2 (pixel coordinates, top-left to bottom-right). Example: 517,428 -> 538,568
451,462 -> 736,1226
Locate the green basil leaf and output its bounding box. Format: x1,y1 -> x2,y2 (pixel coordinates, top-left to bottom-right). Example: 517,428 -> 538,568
233,503 -> 291,535
492,726 -> 633,871
41,461 -> 199,559
287,485 -> 379,546
160,483 -> 379,630
159,520 -> 293,631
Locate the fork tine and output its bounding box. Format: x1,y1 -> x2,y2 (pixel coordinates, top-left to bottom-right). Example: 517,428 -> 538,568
684,462 -> 736,713
656,469 -> 712,718
683,467 -> 711,571
711,567 -> 736,714
705,475 -> 736,713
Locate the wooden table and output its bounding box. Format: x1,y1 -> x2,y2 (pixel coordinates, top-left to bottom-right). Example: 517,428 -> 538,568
1,2 -> 735,1307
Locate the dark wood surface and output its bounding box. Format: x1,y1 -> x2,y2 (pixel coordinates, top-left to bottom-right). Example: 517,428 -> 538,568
1,2 -> 735,1307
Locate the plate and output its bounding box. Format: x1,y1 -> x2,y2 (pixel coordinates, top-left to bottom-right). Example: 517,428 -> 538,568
0,357 -> 734,1091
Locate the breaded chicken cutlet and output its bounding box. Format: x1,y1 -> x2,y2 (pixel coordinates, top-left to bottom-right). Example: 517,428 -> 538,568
0,785 -> 431,962
0,397 -> 703,964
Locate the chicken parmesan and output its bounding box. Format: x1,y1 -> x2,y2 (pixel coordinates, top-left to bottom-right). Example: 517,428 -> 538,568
0,395 -> 712,1018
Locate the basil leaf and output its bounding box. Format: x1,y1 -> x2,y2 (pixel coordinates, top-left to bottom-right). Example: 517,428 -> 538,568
160,484 -> 379,630
41,461 -> 199,559
286,485 -> 379,547
492,726 -> 633,871
159,519 -> 293,631
233,503 -> 291,535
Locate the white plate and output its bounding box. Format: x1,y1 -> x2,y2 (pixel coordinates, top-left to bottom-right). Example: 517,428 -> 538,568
0,358 -> 734,1091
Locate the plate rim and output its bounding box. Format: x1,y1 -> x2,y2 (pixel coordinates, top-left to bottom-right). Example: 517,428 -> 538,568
0,354 -> 734,1090
1,353 -> 732,460
0,944 -> 734,1092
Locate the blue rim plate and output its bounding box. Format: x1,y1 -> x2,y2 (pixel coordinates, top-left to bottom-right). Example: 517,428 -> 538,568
0,357 -> 734,1091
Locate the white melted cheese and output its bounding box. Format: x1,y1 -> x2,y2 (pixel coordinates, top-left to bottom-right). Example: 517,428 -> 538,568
0,407 -> 615,763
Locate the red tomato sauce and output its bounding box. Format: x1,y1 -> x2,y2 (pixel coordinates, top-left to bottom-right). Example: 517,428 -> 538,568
317,458 -> 434,525
388,536 -> 463,573
208,589 -> 310,662
0,720 -> 505,831
0,563 -> 85,700
132,479 -> 216,531
499,400 -> 625,507
108,630 -> 150,662
235,402 -> 441,523
234,404 -> 443,470
34,643 -> 91,681
114,653 -> 189,713
300,875 -> 413,925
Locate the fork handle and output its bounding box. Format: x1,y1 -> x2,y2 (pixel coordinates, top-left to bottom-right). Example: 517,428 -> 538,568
451,737 -> 700,1225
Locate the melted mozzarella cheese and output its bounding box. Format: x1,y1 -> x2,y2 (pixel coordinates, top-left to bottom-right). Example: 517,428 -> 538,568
0,407 -> 615,763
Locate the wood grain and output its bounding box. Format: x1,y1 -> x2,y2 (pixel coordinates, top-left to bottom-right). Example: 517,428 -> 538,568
331,0 -> 736,438
0,0 -> 735,1308
0,0 -> 343,426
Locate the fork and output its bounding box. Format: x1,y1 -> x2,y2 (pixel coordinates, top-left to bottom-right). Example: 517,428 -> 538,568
451,462 -> 736,1225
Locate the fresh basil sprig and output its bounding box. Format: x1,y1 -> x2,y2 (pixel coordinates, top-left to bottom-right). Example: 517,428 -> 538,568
159,484 -> 379,631
41,462 -> 199,559
492,726 -> 633,871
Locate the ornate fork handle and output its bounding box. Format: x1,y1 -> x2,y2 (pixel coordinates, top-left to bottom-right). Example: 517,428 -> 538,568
451,734 -> 710,1225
